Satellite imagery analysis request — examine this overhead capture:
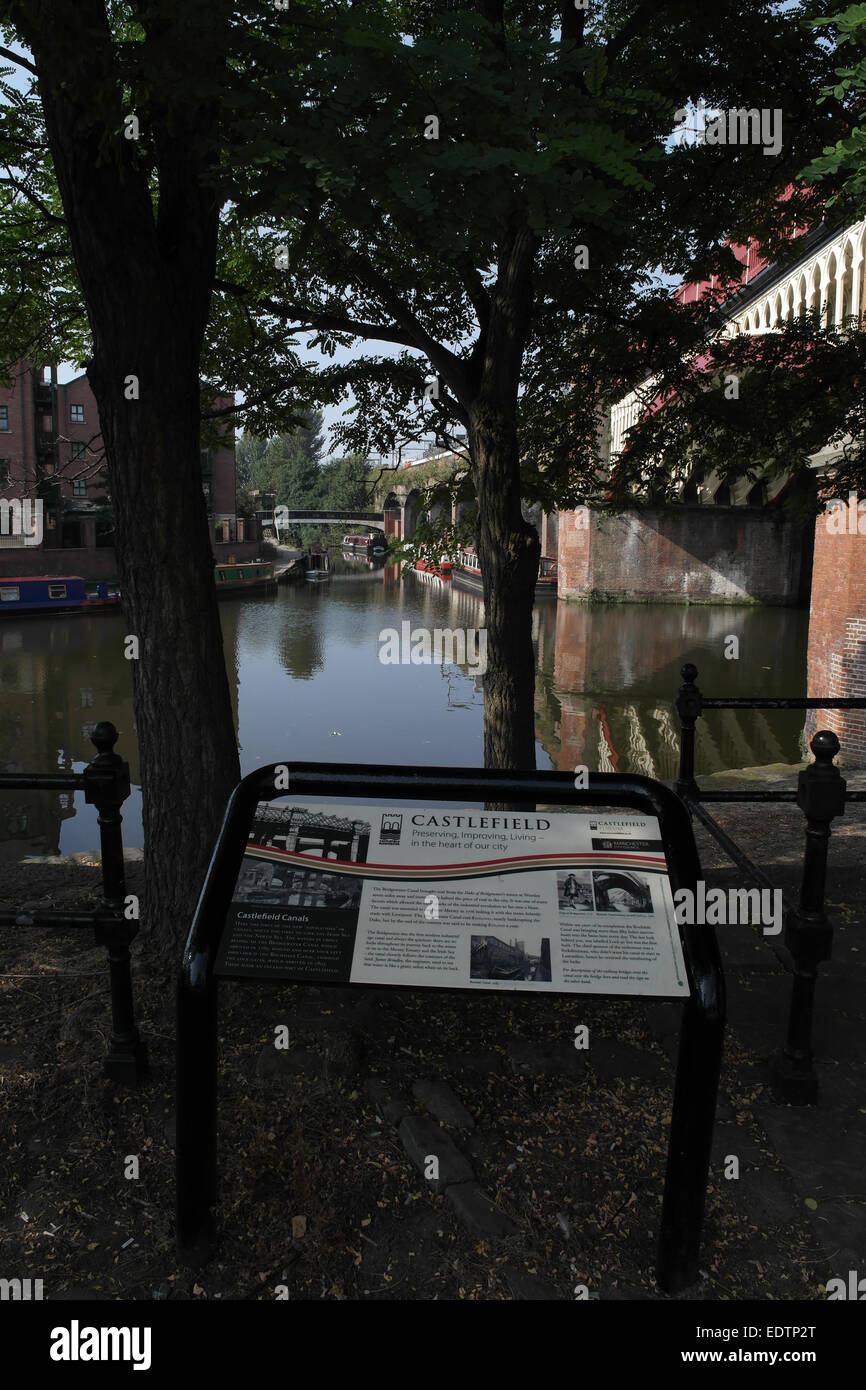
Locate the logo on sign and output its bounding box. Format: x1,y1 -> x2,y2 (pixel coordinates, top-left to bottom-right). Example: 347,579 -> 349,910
380,814 -> 403,845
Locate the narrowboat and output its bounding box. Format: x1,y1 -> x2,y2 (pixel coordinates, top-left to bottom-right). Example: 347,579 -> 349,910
342,533 -> 386,554
413,554 -> 452,580
0,575 -> 121,616
214,560 -> 277,595
452,549 -> 558,600
305,550 -> 332,582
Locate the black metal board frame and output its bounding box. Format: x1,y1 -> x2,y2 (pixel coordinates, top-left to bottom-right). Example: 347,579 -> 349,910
177,762 -> 726,1295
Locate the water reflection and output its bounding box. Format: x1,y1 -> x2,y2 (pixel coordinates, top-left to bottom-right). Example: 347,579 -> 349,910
0,572 -> 808,855
538,602 -> 808,782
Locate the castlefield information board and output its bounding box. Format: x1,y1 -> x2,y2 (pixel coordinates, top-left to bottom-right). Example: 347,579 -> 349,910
214,802 -> 690,998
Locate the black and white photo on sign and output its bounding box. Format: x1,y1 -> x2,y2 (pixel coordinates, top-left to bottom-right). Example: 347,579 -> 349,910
591,869 -> 653,914
248,804 -> 372,863
470,933 -> 552,983
557,869 -> 595,912
234,859 -> 363,910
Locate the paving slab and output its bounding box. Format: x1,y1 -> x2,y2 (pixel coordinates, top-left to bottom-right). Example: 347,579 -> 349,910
445,1182 -> 519,1240
398,1116 -> 474,1192
412,1079 -> 475,1130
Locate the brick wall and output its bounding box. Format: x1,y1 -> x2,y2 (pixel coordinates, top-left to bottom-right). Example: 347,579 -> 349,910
0,545 -> 117,581
212,539 -> 262,564
558,505 -> 810,606
806,514 -> 866,765
558,508 -> 592,594
0,363 -> 38,497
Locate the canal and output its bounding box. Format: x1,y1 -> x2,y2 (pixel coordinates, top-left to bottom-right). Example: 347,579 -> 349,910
0,558 -> 809,855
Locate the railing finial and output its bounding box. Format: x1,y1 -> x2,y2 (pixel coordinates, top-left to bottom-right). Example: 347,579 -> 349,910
810,729 -> 840,766
91,721 -> 119,757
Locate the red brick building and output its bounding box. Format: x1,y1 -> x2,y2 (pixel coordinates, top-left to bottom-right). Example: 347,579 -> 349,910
0,361 -> 257,576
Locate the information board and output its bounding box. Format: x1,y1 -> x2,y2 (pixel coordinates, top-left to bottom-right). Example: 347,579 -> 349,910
214,801 -> 689,997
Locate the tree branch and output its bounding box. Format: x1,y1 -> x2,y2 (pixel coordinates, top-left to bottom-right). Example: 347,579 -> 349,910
605,0 -> 658,68
201,381 -> 301,419
0,169 -> 65,224
213,277 -> 424,352
317,225 -> 472,399
0,43 -> 37,74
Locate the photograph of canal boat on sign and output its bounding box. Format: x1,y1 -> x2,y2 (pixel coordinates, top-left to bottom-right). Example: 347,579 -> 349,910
470,933 -> 552,982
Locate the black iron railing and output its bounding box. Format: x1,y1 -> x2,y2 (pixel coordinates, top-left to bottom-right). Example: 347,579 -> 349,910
0,723 -> 147,1085
674,662 -> 865,1104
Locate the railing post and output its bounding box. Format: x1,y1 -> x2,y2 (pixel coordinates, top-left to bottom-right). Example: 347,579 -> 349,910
674,663 -> 703,799
83,722 -> 148,1086
83,721 -> 129,910
771,730 -> 845,1104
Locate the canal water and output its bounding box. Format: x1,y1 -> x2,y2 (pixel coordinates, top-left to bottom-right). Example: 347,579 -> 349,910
0,558 -> 809,855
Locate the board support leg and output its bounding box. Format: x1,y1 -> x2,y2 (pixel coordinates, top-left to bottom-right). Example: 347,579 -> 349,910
176,966 -> 218,1263
656,996 -> 724,1294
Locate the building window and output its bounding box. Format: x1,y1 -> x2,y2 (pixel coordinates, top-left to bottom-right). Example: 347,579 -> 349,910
0,460 -> 9,487
0,406 -> 8,431
70,404 -> 85,423
70,441 -> 86,461
72,479 -> 87,497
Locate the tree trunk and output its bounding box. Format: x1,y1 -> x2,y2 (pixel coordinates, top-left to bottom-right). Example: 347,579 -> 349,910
467,227 -> 539,773
471,404 -> 539,771
18,0 -> 241,969
89,336 -> 241,972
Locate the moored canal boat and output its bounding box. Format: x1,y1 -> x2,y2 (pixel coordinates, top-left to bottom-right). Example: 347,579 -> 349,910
305,550 -> 332,582
413,554 -> 452,580
0,575 -> 121,616
452,549 -> 558,600
214,560 -> 277,595
343,532 -> 386,555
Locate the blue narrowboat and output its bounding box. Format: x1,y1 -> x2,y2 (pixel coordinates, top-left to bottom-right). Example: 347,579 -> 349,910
0,575 -> 121,616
